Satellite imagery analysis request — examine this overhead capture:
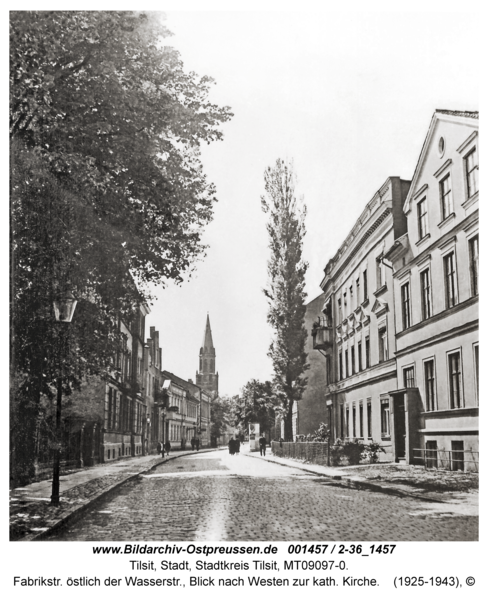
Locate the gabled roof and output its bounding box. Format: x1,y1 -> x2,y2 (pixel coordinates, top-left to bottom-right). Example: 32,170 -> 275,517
162,369 -> 208,401
403,109 -> 479,214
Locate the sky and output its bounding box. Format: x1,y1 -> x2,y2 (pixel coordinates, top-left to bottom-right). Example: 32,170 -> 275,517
141,9 -> 479,397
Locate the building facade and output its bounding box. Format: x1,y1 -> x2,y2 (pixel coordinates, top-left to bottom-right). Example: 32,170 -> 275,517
311,110 -> 478,471
384,110 -> 479,470
291,293 -> 329,438
313,177 -> 410,461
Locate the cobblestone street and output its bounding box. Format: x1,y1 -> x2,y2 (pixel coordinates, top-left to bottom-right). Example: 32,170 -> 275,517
48,450 -> 478,542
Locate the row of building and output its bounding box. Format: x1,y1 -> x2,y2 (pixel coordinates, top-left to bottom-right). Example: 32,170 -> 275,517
37,314 -> 220,474
294,109 -> 479,471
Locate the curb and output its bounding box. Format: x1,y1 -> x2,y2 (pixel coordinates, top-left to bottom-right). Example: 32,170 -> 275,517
245,452 -> 450,503
17,447 -> 220,542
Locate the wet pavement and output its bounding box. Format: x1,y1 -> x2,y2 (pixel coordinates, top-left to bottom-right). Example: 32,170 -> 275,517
47,450 -> 478,542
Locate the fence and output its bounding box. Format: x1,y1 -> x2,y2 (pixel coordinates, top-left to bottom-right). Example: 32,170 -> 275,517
271,441 -> 330,465
413,448 -> 479,473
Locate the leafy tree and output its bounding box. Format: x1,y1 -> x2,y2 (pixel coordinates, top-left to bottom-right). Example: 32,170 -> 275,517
10,11 -> 232,480
261,159 -> 309,441
234,379 -> 277,435
210,395 -> 236,445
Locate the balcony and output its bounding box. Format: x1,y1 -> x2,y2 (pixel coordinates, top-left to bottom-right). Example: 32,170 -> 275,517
311,318 -> 333,351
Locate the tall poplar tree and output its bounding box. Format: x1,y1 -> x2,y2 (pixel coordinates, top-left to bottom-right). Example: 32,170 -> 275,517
261,159 -> 309,441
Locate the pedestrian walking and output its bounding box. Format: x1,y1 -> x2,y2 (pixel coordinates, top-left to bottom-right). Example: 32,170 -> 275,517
196,438 -> 200,451
259,434 -> 267,456
191,437 -> 196,451
157,441 -> 164,457
234,437 -> 240,455
228,437 -> 235,455
164,440 -> 171,455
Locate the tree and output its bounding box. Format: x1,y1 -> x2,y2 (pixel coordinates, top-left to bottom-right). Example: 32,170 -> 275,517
261,159 -> 309,441
10,11 -> 232,480
234,379 -> 277,436
210,395 -> 236,445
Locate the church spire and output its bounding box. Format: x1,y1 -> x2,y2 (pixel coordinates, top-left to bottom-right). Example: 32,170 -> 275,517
196,313 -> 218,396
201,312 -> 214,351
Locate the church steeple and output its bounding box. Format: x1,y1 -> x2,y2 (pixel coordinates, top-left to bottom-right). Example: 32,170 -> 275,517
196,313 -> 219,396
201,313 -> 214,353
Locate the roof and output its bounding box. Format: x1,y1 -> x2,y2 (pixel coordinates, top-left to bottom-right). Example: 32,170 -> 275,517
162,369 -> 210,401
403,109 -> 479,214
435,109 -> 479,119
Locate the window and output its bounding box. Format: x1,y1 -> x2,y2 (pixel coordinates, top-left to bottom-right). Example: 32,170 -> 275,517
465,147 -> 478,197
403,367 -> 415,388
474,344 -> 479,405
356,278 -> 360,307
351,345 -> 355,375
448,351 -> 463,409
381,400 -> 390,437
365,336 -> 370,368
345,349 -> 349,378
451,440 -> 464,472
343,292 -> 348,316
367,401 -> 372,438
424,359 -> 436,411
338,299 -> 342,322
469,235 -> 479,297
440,173 -> 453,220
443,252 -> 457,308
326,356 -> 331,385
107,387 -> 113,429
376,257 -> 385,289
340,404 -> 344,438
359,403 -> 364,438
339,352 -> 343,380
358,340 -> 362,372
352,405 -> 356,438
417,198 -> 428,239
350,285 -> 353,307
346,406 -> 350,438
363,269 -> 368,301
420,268 -> 432,320
378,328 -> 388,363
401,282 -> 411,329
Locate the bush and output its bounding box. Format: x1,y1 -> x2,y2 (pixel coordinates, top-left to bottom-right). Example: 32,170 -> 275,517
330,439 -> 365,466
362,441 -> 385,464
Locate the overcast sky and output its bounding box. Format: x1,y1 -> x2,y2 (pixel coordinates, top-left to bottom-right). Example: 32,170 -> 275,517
141,9 -> 479,397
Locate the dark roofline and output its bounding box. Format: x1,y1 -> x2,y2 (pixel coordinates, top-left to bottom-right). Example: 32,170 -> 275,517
435,109 -> 479,119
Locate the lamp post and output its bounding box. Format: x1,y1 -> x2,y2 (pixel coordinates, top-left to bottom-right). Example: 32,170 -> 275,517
51,290 -> 77,505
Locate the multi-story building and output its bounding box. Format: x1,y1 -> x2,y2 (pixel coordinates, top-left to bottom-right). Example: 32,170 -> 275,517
384,110 -> 479,470
161,371 -> 199,448
146,326 -> 163,453
291,293 -> 329,437
313,177 -> 410,461
103,304 -> 150,461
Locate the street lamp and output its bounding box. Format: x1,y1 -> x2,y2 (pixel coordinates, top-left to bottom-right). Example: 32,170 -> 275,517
51,290 -> 77,505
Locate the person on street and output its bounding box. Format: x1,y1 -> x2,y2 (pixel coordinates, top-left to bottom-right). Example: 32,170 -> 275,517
164,440 -> 171,455
234,437 -> 240,455
157,441 -> 164,457
228,437 -> 235,455
259,434 -> 267,456
191,437 -> 195,451
196,438 -> 200,451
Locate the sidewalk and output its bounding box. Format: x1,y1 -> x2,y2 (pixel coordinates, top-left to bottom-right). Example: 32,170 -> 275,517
10,447 -> 220,542
243,445 -> 479,515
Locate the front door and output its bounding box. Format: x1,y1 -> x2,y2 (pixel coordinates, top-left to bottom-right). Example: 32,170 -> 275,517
393,395 -> 406,461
